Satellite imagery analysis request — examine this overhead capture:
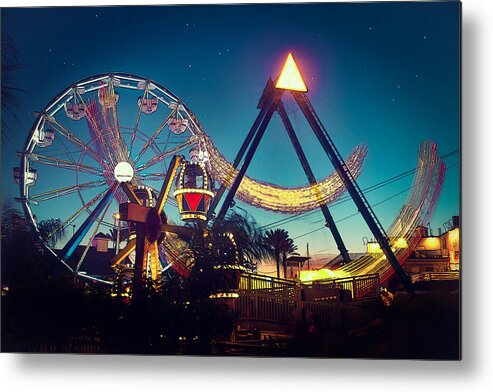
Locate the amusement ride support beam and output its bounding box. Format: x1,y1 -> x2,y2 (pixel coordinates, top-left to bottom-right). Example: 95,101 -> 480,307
112,156 -> 186,297
277,101 -> 351,265
155,155 -> 183,215
133,224 -> 146,301
118,181 -> 147,300
213,86 -> 283,227
61,183 -> 117,263
291,91 -> 414,294
207,79 -> 275,221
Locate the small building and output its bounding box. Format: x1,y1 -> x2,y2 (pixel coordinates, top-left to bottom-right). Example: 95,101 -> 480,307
403,216 -> 460,276
285,255 -> 311,279
91,232 -> 112,253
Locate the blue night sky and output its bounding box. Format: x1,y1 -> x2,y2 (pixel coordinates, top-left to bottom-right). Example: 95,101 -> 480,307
1,2 -> 460,257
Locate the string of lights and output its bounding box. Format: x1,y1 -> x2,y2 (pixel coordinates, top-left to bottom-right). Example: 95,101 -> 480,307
260,149 -> 458,232
293,160 -> 457,242
337,141 -> 447,281
202,133 -> 368,213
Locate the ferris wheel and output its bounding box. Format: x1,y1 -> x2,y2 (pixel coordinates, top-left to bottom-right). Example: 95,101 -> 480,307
14,72 -> 367,285
14,73 -> 205,284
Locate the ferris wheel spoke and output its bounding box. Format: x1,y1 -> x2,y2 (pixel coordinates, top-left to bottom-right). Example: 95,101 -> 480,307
132,108 -> 177,164
25,180 -> 107,204
20,152 -> 103,176
93,82 -> 129,163
136,136 -> 197,172
45,116 -> 108,167
109,98 -> 129,161
129,83 -> 150,156
43,190 -> 108,241
75,200 -> 113,272
60,183 -> 117,262
76,90 -> 119,166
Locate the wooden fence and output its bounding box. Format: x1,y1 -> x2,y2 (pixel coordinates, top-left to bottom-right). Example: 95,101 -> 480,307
410,271 -> 460,284
305,274 -> 381,301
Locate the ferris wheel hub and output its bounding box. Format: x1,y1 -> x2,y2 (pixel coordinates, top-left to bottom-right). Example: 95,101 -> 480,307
114,161 -> 134,183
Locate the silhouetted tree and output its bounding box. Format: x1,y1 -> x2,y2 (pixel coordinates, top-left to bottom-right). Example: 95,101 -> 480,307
38,218 -> 67,249
264,228 -> 298,279
1,34 -> 23,143
219,210 -> 269,270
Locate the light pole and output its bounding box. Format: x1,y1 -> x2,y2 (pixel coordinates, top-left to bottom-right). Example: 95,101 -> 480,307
113,212 -> 121,255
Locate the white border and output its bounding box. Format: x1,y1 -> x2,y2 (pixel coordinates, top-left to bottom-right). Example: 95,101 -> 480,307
2,0 -> 493,391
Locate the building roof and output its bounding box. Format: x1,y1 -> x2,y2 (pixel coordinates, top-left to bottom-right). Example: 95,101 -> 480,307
55,245 -> 115,277
93,232 -> 112,239
286,255 -> 311,267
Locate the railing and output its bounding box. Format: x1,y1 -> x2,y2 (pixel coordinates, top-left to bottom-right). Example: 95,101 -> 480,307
410,271 -> 460,284
302,301 -> 338,333
238,272 -> 297,291
235,289 -> 298,323
305,274 -> 380,301
233,272 -> 379,325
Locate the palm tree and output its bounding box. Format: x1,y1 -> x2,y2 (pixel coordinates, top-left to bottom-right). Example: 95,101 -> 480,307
37,218 -> 67,249
264,228 -> 298,279
1,34 -> 22,143
220,210 -> 269,270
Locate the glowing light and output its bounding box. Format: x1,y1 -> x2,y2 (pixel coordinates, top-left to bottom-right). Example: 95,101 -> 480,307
393,238 -> 408,249
367,242 -> 382,253
213,264 -> 246,271
299,268 -> 348,282
275,53 -> 308,92
448,228 -> 459,246
209,292 -> 240,299
203,133 -> 368,213
422,237 -> 441,251
114,161 -> 134,183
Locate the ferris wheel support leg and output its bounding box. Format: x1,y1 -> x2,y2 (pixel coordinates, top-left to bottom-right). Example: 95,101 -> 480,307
61,184 -> 116,263
277,101 -> 351,265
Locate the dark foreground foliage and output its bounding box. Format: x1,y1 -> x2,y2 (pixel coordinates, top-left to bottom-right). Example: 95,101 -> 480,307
285,291 -> 460,359
1,208 -> 459,358
2,267 -> 236,354
1,209 -> 235,355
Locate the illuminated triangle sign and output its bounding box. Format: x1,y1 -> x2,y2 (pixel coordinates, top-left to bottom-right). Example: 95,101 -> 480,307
275,53 -> 308,92
184,192 -> 202,211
